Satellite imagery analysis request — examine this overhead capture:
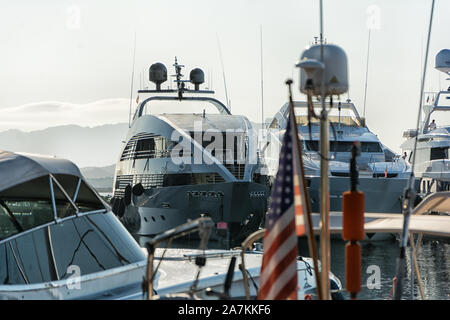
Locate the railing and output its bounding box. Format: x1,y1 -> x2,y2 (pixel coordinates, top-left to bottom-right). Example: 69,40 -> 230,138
143,217 -> 214,299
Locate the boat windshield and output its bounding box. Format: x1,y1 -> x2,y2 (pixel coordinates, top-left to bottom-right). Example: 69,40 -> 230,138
140,100 -> 222,116
305,140 -> 383,153
0,211 -> 146,285
295,105 -> 362,127
0,175 -> 105,241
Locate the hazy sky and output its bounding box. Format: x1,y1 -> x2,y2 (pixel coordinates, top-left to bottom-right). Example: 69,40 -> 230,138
0,0 -> 449,153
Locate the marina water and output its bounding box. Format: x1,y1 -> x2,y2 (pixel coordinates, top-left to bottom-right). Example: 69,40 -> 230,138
136,235 -> 449,300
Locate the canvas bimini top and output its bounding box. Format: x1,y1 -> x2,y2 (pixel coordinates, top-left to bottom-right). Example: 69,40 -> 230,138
0,151 -> 82,193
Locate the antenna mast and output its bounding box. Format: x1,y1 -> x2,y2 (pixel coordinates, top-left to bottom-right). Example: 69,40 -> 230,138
260,25 -> 265,128
128,32 -> 137,128
217,34 -> 230,111
393,0 -> 435,300
362,28 -> 371,119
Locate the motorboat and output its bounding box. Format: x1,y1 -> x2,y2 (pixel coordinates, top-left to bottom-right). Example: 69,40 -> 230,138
0,151 -> 147,299
264,100 -> 416,214
110,58 -> 269,247
401,49 -> 450,195
151,248 -> 343,300
142,223 -> 343,300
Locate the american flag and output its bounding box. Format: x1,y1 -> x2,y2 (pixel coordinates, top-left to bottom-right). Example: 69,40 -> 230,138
258,106 -> 306,300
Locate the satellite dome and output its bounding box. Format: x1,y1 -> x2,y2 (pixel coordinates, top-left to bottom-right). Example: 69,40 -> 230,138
190,68 -> 205,90
297,44 -> 348,96
435,49 -> 450,74
149,63 -> 167,90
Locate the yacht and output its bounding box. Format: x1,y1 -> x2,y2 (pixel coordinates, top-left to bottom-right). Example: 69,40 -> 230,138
0,151 -> 147,299
401,49 -> 450,195
264,100 -> 416,213
111,58 -> 269,246
144,225 -> 343,300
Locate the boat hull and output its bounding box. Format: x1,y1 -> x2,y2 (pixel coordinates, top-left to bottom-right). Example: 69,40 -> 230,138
119,182 -> 269,246
307,176 -> 418,213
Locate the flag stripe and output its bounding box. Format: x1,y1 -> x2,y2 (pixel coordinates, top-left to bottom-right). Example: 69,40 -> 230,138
273,275 -> 299,300
262,204 -> 295,248
260,217 -> 297,283
259,246 -> 298,299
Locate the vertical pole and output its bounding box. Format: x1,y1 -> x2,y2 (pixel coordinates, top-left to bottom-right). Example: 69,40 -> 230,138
319,107 -> 330,300
410,238 -> 414,300
260,25 -> 265,128
319,0 -> 331,300
128,32 -> 137,128
394,0 -> 435,300
409,232 -> 425,300
363,28 -> 371,119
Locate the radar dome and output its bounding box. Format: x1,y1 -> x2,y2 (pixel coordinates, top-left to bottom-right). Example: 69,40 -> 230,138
435,49 -> 450,74
190,68 -> 205,90
149,63 -> 167,90
297,44 -> 348,96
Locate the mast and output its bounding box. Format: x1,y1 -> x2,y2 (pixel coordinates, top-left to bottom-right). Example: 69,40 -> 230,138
318,0 -> 331,300
128,32 -> 137,128
362,28 -> 371,119
393,0 -> 435,300
217,34 -> 230,111
260,25 -> 265,128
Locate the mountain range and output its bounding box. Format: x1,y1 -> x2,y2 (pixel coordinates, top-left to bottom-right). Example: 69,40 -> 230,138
0,123 -> 129,168
0,120 -> 267,192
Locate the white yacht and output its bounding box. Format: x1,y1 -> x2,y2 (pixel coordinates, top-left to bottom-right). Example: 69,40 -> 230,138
401,49 -> 450,194
264,100 -> 415,213
111,59 -> 269,247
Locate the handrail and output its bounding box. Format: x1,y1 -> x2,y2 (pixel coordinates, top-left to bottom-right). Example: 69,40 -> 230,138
136,96 -> 231,119
239,229 -> 266,300
144,217 -> 214,299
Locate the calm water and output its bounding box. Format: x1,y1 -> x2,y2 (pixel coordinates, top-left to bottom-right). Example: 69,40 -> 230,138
322,238 -> 449,300
136,234 -> 449,300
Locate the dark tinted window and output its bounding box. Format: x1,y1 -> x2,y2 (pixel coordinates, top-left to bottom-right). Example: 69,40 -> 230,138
8,232 -> 52,284
331,141 -> 353,152
361,142 -> 383,153
0,175 -> 105,240
305,140 -> 319,151
163,174 -> 191,187
53,174 -> 104,213
0,212 -> 145,284
431,147 -> 448,160
121,133 -> 169,161
305,141 -> 382,153
0,200 -> 53,240
0,242 -> 28,285
384,148 -> 396,162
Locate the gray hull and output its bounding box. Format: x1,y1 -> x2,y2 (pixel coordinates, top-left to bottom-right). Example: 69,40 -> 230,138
120,182 -> 269,246
308,176 -> 417,213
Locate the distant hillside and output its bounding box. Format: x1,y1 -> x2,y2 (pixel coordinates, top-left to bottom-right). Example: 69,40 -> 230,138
81,164 -> 116,192
0,123 -> 128,168
81,164 -> 116,179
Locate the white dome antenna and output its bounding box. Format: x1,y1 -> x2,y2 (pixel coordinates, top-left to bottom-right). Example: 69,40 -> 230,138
435,49 -> 450,76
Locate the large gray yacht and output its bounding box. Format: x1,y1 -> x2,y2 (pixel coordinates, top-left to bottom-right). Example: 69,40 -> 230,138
111,59 -> 269,245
